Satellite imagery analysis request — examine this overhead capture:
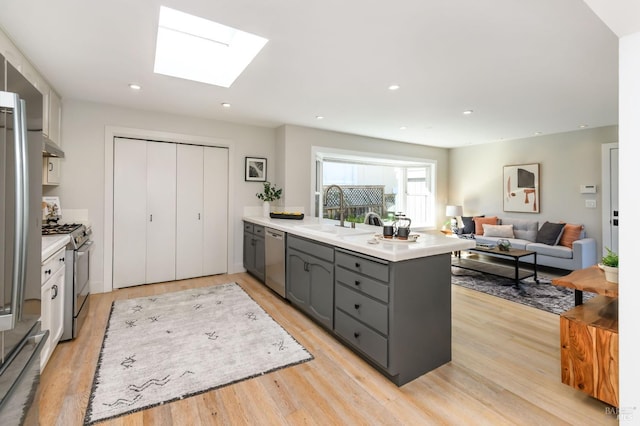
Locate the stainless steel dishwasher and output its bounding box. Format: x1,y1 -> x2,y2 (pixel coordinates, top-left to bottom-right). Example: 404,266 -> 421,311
265,228 -> 286,297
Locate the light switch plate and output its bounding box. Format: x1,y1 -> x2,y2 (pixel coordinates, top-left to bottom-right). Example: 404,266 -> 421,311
585,199 -> 597,208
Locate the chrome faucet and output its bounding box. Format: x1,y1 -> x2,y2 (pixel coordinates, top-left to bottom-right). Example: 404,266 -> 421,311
324,185 -> 346,227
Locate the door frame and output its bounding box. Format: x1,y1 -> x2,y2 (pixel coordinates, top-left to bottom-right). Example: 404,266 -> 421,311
601,142 -> 619,256
104,126 -> 234,293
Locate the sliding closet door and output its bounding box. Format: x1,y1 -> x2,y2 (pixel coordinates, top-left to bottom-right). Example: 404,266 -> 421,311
113,138 -> 147,288
203,147 -> 228,275
176,144 -> 204,280
146,142 -> 177,284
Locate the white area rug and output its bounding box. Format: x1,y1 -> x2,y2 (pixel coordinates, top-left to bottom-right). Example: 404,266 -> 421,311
85,283 -> 312,424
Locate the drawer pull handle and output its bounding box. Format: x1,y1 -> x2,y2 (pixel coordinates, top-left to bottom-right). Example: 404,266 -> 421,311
354,304 -> 360,310
354,332 -> 360,339
45,269 -> 52,275
59,257 -> 65,262
355,262 -> 361,268
354,280 -> 360,286
52,285 -> 58,299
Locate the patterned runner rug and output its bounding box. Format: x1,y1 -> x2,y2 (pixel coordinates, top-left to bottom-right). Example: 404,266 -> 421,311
451,268 -> 593,314
85,282 -> 312,424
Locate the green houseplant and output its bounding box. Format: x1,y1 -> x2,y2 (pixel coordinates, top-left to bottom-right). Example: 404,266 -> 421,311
256,182 -> 282,217
256,181 -> 282,202
601,247 -> 618,283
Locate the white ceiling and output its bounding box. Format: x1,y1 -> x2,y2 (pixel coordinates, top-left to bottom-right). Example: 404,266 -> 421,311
0,0 -> 619,148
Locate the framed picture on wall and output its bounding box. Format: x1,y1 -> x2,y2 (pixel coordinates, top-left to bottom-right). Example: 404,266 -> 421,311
245,157 -> 267,182
503,163 -> 540,213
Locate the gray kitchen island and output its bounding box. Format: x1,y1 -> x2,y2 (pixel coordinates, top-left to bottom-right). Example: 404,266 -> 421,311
242,216 -> 475,386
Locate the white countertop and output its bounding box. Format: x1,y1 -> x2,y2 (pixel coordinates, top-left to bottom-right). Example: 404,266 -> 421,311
42,235 -> 70,261
243,216 -> 475,262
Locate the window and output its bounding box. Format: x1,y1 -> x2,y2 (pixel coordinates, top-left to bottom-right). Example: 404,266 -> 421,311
318,155 -> 436,228
402,167 -> 435,227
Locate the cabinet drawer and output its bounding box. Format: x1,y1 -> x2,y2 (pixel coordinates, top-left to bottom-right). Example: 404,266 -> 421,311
254,225 -> 265,236
335,250 -> 389,282
288,235 -> 334,262
244,222 -> 254,233
335,267 -> 388,303
335,310 -> 388,368
336,284 -> 388,335
42,247 -> 66,284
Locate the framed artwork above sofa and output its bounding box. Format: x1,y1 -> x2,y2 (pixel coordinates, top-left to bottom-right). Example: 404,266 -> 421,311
504,163 -> 539,213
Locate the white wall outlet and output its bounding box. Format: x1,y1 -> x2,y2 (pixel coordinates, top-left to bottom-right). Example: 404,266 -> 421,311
585,199 -> 597,208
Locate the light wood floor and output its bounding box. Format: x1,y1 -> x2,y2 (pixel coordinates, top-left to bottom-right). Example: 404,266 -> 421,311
39,272 -> 617,425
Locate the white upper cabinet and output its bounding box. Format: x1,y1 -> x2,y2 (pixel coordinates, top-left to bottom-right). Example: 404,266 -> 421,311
42,157 -> 61,185
2,29 -> 61,144
47,90 -> 62,145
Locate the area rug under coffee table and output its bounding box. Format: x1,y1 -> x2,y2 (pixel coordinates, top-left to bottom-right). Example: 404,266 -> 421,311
85,282 -> 313,425
451,268 -> 593,314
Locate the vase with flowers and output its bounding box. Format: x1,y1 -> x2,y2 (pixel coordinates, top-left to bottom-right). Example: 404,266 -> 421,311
256,181 -> 282,217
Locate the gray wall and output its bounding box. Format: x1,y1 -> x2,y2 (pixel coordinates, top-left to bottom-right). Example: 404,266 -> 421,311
277,124 -> 451,225
53,99 -> 277,293
448,125 -> 618,253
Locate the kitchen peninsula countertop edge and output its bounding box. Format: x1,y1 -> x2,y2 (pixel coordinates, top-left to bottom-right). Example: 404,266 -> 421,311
243,216 -> 475,262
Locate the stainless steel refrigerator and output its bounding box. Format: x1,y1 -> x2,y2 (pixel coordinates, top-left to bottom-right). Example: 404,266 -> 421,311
1,54 -> 49,424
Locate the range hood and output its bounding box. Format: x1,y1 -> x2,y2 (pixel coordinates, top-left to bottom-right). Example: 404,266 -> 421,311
43,136 -> 65,158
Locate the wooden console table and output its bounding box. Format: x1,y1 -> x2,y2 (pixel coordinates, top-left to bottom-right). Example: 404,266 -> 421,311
552,267 -> 618,407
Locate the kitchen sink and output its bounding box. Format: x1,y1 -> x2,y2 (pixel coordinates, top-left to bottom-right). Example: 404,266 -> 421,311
296,223 -> 373,237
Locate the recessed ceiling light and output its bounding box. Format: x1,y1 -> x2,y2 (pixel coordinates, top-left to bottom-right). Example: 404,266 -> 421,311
579,124 -> 589,128
154,6 -> 268,88
388,85 -> 400,91
128,83 -> 141,90
316,115 -> 324,120
221,102 -> 231,108
399,126 -> 407,130
534,132 -> 543,135
462,110 -> 473,115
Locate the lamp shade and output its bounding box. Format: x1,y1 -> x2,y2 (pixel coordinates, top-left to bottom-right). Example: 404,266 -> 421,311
445,205 -> 463,217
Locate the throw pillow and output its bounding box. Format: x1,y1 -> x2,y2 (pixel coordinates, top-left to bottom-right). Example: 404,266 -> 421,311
460,215 -> 483,234
500,218 -> 538,241
482,224 -> 515,238
559,223 -> 584,248
536,221 -> 565,245
473,216 -> 498,236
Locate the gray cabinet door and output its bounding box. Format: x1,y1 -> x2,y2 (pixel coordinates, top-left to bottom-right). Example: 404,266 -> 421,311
286,250 -> 309,307
243,230 -> 255,273
254,235 -> 265,282
243,223 -> 265,282
286,246 -> 334,329
308,256 -> 334,329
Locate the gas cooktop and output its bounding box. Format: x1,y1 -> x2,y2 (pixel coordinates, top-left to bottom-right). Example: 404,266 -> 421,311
42,223 -> 83,235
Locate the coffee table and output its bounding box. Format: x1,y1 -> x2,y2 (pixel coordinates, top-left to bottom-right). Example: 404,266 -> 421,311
452,245 -> 538,285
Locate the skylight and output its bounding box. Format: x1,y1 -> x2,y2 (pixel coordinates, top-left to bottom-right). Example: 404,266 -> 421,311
154,6 -> 268,88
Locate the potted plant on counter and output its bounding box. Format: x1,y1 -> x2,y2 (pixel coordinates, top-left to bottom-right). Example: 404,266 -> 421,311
600,247 -> 619,283
256,181 -> 282,217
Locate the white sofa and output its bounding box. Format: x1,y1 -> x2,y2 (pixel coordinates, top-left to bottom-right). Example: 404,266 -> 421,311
460,217 -> 597,271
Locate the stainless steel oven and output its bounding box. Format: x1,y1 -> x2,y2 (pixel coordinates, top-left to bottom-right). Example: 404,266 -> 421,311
62,228 -> 91,341
65,237 -> 92,340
